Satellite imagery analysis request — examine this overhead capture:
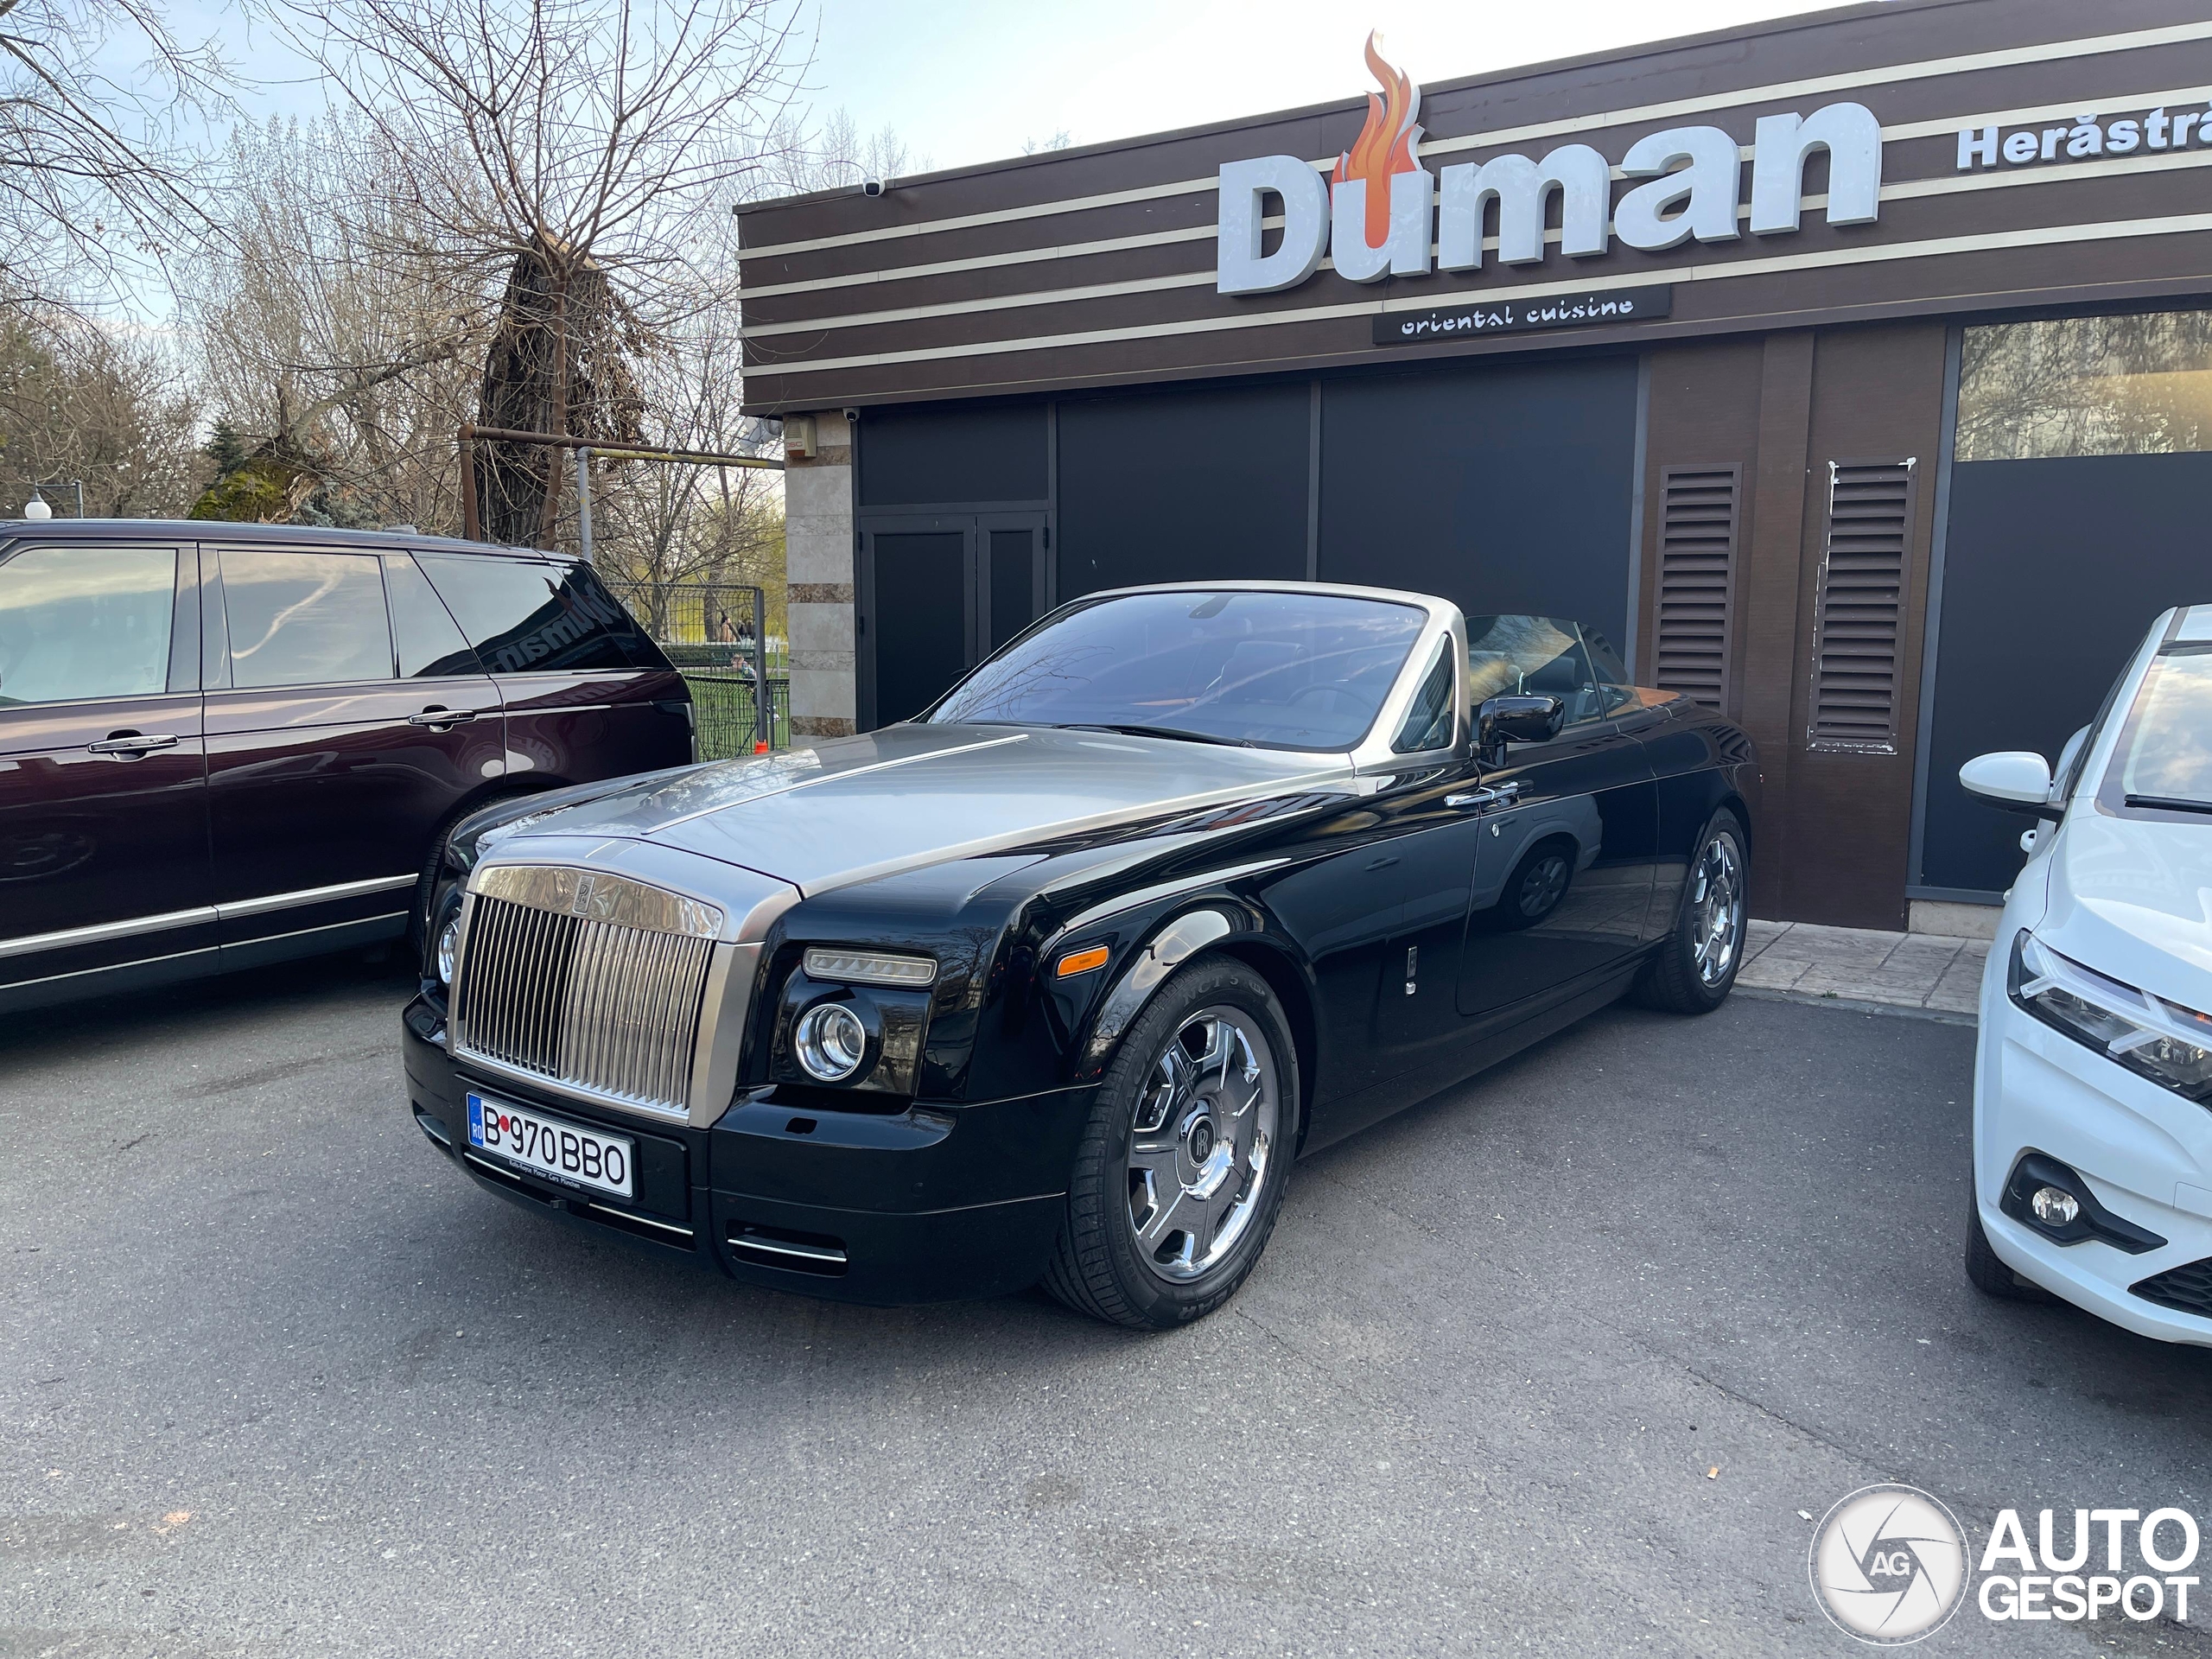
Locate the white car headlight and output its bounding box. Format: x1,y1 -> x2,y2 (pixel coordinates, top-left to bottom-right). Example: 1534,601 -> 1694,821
2010,931 -> 2212,1102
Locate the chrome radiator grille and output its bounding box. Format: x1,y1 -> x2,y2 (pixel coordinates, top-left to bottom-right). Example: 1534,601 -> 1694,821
453,866 -> 723,1116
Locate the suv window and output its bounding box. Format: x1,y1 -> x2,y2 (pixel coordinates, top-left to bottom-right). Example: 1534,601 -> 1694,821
222,550 -> 393,689
384,554 -> 481,678
0,544 -> 176,707
1465,615 -> 1604,726
416,555 -> 658,674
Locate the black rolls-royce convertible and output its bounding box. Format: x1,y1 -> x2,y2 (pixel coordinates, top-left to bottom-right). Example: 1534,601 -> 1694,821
400,583 -> 1756,1328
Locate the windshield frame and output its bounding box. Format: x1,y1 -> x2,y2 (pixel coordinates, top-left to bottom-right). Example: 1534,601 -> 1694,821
918,581 -> 1467,768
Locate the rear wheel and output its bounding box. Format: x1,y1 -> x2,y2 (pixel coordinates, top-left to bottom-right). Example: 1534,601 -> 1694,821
1635,809 -> 1747,1014
1042,957 -> 1299,1330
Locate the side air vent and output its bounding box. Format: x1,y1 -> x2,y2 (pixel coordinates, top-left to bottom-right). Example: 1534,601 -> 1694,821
1808,458 -> 1917,753
1652,464 -> 1741,709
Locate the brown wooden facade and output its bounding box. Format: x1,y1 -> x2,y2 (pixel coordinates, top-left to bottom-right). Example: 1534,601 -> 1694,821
741,0 -> 2212,928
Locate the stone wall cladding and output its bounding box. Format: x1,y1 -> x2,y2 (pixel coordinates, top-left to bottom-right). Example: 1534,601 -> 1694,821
783,411 -> 856,738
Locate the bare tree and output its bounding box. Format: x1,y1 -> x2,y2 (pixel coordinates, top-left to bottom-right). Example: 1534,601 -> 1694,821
0,301 -> 203,515
188,111 -> 492,528
263,0 -> 806,546
0,0 -> 230,306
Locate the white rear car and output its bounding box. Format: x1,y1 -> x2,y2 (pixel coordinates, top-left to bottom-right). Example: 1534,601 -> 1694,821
1965,604 -> 2212,1341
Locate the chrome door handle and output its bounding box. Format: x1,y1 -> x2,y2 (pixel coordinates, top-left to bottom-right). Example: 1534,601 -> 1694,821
1446,782 -> 1524,810
408,709 -> 478,727
87,733 -> 180,756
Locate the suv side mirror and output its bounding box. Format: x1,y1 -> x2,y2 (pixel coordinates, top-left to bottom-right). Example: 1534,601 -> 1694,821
1478,693 -> 1563,761
1959,750 -> 2053,811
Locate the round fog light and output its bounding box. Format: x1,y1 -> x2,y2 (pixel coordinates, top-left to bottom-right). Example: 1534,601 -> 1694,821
435,915 -> 461,985
794,1001 -> 868,1082
2031,1185 -> 2081,1226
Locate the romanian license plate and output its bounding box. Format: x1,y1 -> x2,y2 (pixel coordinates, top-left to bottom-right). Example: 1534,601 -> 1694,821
466,1091 -> 634,1200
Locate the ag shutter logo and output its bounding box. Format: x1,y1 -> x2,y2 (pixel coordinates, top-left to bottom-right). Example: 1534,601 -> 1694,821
1808,1484 -> 1972,1645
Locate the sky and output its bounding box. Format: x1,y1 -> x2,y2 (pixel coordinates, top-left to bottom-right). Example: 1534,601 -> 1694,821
800,0 -> 1843,177
176,0 -> 1845,175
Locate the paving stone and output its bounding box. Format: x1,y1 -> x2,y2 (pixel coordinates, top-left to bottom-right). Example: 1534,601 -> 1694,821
1738,953 -> 1811,990
1743,919 -> 1792,963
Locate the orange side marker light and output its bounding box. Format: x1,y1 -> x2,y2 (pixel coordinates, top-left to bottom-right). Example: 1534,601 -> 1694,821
1056,944 -> 1110,978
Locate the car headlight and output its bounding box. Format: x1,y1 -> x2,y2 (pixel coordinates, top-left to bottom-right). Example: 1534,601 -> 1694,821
2010,931 -> 2212,1102
793,1002 -> 868,1082
435,913 -> 462,986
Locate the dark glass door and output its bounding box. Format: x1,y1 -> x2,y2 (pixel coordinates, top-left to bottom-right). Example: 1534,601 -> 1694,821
864,526 -> 969,727
862,514 -> 1048,728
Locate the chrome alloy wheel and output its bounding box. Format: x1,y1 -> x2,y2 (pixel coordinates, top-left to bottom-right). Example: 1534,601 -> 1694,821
1127,1007 -> 1279,1282
1690,830 -> 1746,987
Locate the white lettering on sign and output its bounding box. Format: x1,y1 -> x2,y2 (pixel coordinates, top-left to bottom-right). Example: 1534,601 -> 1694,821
1217,101 -> 1880,296
1957,105 -> 2211,169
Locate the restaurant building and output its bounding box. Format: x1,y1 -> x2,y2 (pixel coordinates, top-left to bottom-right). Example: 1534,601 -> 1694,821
737,0 -> 2212,930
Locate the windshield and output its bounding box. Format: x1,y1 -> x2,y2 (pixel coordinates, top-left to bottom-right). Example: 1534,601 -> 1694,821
927,589 -> 1428,750
2107,644 -> 2212,814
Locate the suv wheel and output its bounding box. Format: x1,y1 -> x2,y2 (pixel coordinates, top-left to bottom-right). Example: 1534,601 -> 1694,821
1043,957 -> 1299,1329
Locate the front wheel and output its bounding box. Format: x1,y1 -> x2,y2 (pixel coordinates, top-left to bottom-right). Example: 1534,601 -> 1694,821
1042,957 -> 1299,1329
1634,808 -> 1748,1014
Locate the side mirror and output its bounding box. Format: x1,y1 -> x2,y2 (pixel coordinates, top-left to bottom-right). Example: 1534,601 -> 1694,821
1959,750 -> 2053,810
1478,693 -> 1563,761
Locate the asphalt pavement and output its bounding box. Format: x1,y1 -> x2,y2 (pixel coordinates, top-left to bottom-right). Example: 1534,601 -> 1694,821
7,955 -> 2212,1657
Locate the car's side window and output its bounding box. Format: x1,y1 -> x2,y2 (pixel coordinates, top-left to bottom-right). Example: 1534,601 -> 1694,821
221,550 -> 393,689
416,554 -> 647,674
1391,639 -> 1457,753
0,543 -> 176,708
1465,614 -> 1605,727
384,554 -> 482,678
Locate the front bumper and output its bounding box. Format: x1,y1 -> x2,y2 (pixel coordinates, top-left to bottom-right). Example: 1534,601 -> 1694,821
402,995 -> 1079,1304
1975,969 -> 2212,1346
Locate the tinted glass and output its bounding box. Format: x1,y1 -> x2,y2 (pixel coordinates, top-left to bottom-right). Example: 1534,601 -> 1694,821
1959,311 -> 2212,461
1581,626 -> 1636,715
1391,640 -> 1456,753
1466,615 -> 1605,726
2106,645 -> 2212,810
384,554 -> 480,678
223,550 -> 391,688
0,544 -> 175,706
418,555 -> 652,673
931,589 -> 1427,750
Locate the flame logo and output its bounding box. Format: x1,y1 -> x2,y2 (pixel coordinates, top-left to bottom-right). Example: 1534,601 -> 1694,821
1332,31 -> 1424,250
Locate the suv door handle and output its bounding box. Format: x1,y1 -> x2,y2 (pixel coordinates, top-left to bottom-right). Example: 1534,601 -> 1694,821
1446,782 -> 1524,810
87,732 -> 180,757
408,708 -> 478,727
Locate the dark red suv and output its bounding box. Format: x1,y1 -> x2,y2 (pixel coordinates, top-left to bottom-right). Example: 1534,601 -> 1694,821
0,521 -> 694,1011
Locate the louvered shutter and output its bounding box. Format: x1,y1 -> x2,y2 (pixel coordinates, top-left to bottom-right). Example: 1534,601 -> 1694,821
1808,458 -> 1917,753
1652,465 -> 1740,709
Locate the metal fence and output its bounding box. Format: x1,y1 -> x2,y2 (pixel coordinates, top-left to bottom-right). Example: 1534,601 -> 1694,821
678,667 -> 791,758
603,578 -> 790,758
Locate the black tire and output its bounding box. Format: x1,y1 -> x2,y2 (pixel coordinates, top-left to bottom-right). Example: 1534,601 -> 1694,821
1634,807 -> 1749,1014
1042,957 -> 1300,1330
408,790 -> 530,957
1965,1193 -> 2056,1302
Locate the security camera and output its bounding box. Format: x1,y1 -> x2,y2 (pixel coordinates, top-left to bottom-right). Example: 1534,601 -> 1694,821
860,176 -> 887,198
842,408 -> 860,423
